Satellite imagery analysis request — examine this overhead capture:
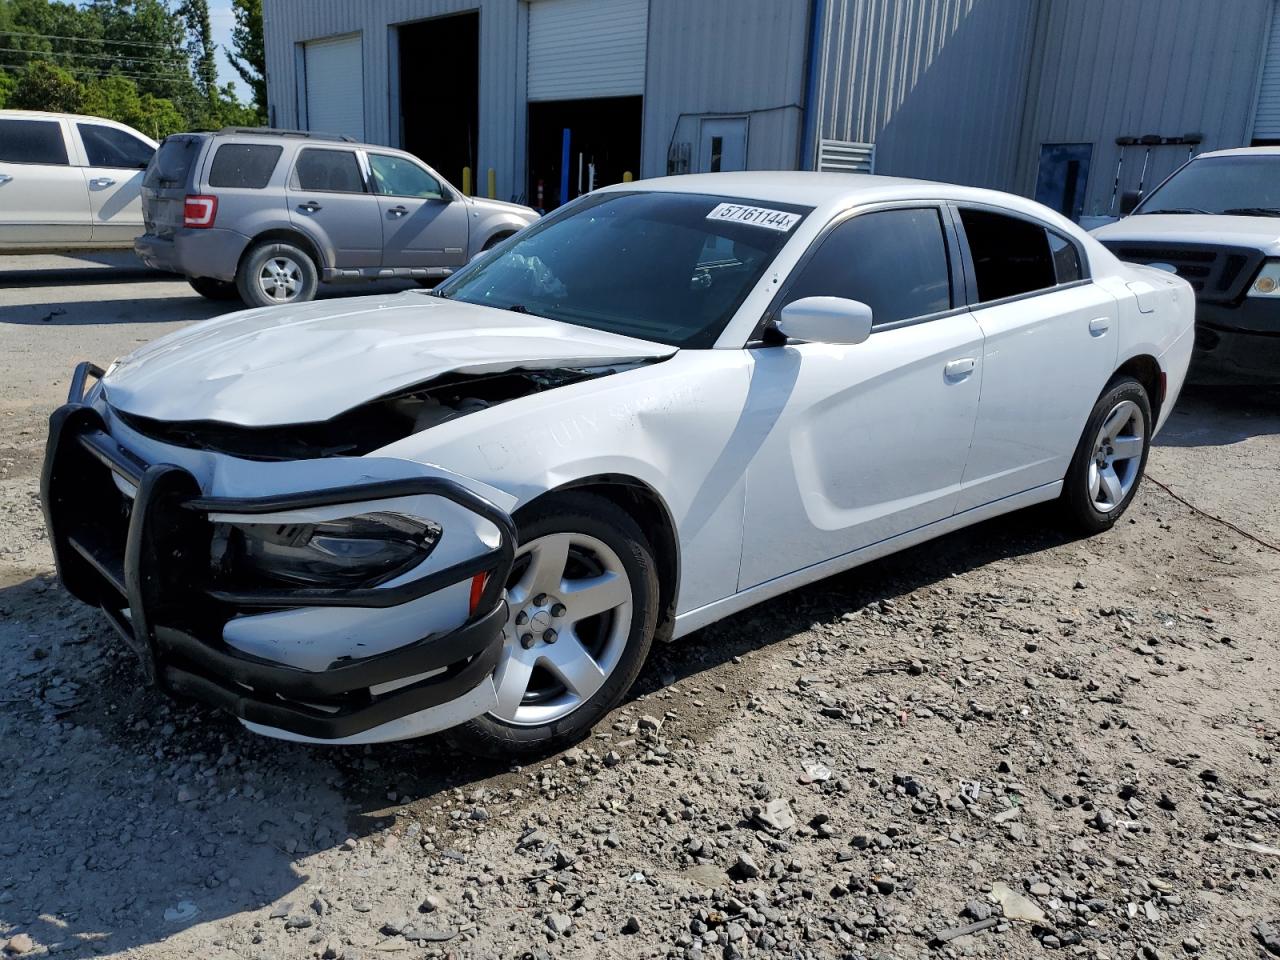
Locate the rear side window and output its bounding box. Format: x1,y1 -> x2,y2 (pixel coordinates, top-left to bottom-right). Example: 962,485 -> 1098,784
1048,231 -> 1083,283
0,118 -> 68,165
293,148 -> 364,193
77,123 -> 153,169
144,136 -> 201,188
959,209 -> 1056,303
783,207 -> 953,326
208,143 -> 283,188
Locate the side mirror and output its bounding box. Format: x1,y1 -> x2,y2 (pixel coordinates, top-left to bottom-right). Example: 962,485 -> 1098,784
774,296 -> 874,345
1120,190 -> 1143,216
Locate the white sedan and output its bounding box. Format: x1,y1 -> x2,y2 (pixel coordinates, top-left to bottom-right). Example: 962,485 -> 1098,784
41,172 -> 1194,753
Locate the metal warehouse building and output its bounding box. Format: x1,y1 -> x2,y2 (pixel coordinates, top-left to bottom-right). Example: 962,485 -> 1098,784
262,0 -> 1280,221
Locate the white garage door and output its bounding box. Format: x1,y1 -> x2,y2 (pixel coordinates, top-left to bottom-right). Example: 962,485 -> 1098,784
527,0 -> 648,102
1255,2 -> 1280,139
304,34 -> 365,140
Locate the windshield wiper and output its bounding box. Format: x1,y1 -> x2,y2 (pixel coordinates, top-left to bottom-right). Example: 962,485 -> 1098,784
1143,207 -> 1212,215
1222,207 -> 1280,217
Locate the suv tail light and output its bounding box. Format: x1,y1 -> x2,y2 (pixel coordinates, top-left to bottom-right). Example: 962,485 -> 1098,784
183,194 -> 218,228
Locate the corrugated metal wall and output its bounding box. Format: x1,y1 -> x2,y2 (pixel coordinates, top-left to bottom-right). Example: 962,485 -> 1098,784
1016,0 -> 1273,219
640,0 -> 810,178
1254,1 -> 1280,139
263,0 -> 525,200
811,0 -> 1039,190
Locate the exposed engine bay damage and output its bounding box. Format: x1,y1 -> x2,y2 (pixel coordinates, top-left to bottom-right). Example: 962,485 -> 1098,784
111,360 -> 660,461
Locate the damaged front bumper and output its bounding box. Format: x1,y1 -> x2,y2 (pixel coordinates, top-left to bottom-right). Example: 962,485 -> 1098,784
41,364 -> 517,742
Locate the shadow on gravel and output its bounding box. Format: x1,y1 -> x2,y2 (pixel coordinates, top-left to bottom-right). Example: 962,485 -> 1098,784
0,505 -> 1071,956
0,295 -> 228,326
1156,384 -> 1280,447
0,265 -> 169,288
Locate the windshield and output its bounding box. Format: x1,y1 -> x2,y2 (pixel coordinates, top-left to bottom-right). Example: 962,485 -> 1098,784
432,191 -> 810,347
1136,155 -> 1280,217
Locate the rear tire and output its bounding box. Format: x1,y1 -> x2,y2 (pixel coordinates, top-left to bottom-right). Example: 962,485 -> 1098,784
1059,376 -> 1152,534
235,241 -> 319,308
187,275 -> 241,301
453,492 -> 659,758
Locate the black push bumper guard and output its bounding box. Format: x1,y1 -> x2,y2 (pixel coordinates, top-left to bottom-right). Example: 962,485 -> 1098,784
40,364 -> 517,739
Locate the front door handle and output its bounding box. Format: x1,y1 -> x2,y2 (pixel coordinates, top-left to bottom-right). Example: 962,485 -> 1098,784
89,177 -> 116,187
1088,316 -> 1110,336
944,357 -> 977,381
387,205 -> 408,218
0,173 -> 12,185
297,201 -> 322,213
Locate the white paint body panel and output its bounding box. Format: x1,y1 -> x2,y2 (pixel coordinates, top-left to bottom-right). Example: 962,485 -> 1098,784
87,172 -> 1194,744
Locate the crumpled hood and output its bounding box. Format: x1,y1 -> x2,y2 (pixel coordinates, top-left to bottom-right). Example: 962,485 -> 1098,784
101,292 -> 676,426
1092,214 -> 1280,253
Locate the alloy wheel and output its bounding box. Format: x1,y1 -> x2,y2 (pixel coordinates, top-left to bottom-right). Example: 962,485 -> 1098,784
1087,399 -> 1146,512
257,256 -> 303,302
490,532 -> 633,726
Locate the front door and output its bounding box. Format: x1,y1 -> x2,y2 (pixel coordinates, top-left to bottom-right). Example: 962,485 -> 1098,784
699,118 -> 747,173
73,121 -> 154,244
739,206 -> 984,589
0,116 -> 90,245
366,152 -> 470,269
953,207 -> 1119,511
286,146 -> 383,270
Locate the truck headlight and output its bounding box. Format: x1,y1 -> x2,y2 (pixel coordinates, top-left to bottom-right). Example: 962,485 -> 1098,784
214,512 -> 442,589
1248,260 -> 1280,297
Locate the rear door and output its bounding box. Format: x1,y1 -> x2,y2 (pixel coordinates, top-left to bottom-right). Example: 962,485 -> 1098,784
71,121 -> 155,243
366,152 -> 469,270
953,206 -> 1119,511
286,146 -> 383,270
141,134 -> 206,241
0,116 -> 90,245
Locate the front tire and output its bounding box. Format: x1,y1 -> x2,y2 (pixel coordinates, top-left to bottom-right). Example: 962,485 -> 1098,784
1060,376 -> 1152,534
454,492 -> 659,757
235,241 -> 319,308
187,275 -> 241,301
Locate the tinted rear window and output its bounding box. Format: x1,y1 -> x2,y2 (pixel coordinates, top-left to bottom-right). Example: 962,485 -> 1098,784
144,136 -> 202,188
208,143 -> 283,188
293,148 -> 364,193
959,208 -> 1057,303
0,118 -> 68,165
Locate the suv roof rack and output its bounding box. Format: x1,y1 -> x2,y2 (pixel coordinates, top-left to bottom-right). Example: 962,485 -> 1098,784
216,127 -> 356,143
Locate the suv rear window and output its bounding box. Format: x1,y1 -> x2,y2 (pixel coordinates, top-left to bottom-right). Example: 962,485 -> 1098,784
144,135 -> 201,188
208,143 -> 283,188
0,118 -> 68,165
293,148 -> 364,193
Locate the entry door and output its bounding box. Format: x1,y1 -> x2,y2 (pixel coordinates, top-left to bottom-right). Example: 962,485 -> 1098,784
953,207 -> 1119,511
287,147 -> 383,269
738,206 -> 983,589
700,118 -> 747,173
366,152 -> 469,268
73,121 -> 154,243
0,116 -> 90,244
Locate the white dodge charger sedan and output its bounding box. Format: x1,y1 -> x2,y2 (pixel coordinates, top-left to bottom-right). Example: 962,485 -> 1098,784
41,172 -> 1194,753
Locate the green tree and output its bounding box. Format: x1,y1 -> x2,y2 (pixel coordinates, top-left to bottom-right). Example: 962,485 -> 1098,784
0,68 -> 16,107
180,0 -> 216,101
227,0 -> 264,120
9,59 -> 82,111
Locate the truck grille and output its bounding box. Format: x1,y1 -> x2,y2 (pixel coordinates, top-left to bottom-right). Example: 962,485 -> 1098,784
1099,241 -> 1263,303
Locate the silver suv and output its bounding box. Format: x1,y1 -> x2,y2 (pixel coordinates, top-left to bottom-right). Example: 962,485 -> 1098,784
135,127 -> 538,307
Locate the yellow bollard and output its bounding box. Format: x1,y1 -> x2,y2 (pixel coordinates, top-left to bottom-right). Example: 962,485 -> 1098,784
622,171 -> 633,183
487,167 -> 496,199
462,166 -> 472,196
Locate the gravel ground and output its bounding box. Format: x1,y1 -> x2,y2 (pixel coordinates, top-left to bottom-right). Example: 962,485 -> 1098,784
1,256 -> 1278,960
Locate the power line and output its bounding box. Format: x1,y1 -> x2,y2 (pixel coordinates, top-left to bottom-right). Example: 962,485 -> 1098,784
0,46 -> 187,65
0,29 -> 183,50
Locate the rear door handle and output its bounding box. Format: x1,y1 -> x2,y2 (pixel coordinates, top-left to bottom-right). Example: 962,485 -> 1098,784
944,357 -> 976,380
298,201 -> 322,213
1088,316 -> 1110,336
0,173 -> 12,185
388,205 -> 408,218
89,177 -> 116,187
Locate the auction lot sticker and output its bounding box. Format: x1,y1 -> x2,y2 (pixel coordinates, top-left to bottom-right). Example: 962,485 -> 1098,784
706,203 -> 801,232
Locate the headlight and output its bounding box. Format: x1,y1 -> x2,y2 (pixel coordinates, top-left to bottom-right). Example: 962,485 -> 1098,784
1248,260 -> 1280,297
213,512 -> 442,589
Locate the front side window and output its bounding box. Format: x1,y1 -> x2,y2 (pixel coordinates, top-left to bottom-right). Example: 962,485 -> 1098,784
1136,154 -> 1280,217
293,148 -> 365,193
208,143 -> 283,188
0,118 -> 68,165
434,191 -> 810,348
77,123 -> 153,169
368,153 -> 443,199
782,207 -> 952,326
959,208 -> 1056,303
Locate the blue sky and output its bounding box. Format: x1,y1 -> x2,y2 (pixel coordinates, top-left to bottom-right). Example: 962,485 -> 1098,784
209,0 -> 241,96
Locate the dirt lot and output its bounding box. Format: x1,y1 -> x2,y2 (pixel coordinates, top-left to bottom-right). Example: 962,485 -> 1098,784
1,255 -> 1278,960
